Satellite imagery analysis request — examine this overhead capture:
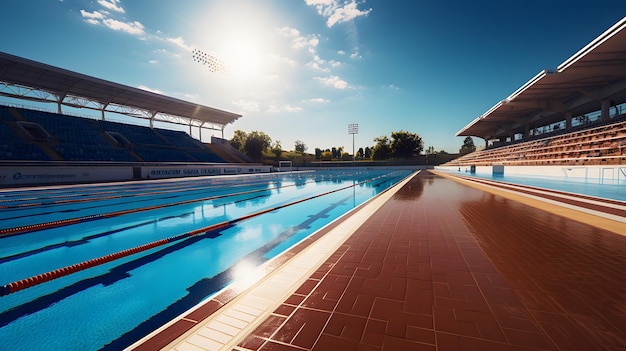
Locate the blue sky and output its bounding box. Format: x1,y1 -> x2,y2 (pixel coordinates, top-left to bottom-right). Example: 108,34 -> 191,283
1,1 -> 625,153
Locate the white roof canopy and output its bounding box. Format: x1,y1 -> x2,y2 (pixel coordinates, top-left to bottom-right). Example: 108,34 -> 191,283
0,51 -> 241,131
458,17 -> 626,140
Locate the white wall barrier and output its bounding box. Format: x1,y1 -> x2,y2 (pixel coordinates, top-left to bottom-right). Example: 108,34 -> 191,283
142,165 -> 270,179
436,165 -> 626,183
0,164 -> 272,187
0,166 -> 133,187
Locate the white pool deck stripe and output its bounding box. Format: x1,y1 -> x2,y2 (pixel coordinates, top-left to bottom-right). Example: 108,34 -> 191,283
126,171 -> 417,351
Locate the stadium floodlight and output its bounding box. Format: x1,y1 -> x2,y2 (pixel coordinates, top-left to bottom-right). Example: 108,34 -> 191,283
348,123 -> 358,166
192,48 -> 227,73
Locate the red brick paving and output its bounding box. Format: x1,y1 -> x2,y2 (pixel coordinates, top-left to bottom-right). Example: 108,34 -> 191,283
235,171 -> 626,351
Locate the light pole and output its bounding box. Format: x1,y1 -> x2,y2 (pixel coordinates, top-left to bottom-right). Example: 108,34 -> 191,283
348,123 -> 358,167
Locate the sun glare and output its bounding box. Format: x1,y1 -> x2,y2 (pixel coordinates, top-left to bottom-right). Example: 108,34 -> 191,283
217,28 -> 264,78
201,3 -> 279,89
231,260 -> 262,289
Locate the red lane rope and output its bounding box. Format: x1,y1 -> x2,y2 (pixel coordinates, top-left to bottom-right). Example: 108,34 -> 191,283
0,172 -> 400,296
0,178 -> 321,237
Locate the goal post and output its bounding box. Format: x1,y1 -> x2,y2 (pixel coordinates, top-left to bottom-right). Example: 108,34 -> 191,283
278,160 -> 293,172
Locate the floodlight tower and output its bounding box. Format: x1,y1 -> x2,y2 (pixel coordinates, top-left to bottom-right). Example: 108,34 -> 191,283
192,48 -> 227,73
348,123 -> 358,166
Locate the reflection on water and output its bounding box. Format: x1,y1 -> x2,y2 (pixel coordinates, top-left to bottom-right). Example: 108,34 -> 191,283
0,169 -> 413,351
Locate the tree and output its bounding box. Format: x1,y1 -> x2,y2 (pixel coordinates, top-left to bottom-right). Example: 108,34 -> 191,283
371,136 -> 391,160
271,140 -> 283,160
357,147 -> 364,158
229,130 -> 247,152
295,140 -> 307,154
314,148 -> 322,160
390,130 -> 423,158
459,136 -> 476,155
364,146 -> 371,159
244,131 -> 271,161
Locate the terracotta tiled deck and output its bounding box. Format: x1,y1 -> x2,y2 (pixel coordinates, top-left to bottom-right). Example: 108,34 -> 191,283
132,170 -> 626,351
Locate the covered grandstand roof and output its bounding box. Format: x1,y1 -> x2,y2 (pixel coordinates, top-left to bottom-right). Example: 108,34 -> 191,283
0,51 -> 241,131
458,17 -> 626,140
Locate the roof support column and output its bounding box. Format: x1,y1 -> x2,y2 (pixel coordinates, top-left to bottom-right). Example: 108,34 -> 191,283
565,112 -> 572,130
150,111 -> 157,129
524,124 -> 530,139
55,96 -> 63,114
100,103 -> 109,121
601,100 -> 611,121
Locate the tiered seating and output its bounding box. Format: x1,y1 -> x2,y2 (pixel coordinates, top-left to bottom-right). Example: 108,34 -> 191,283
99,120 -> 218,162
18,109 -> 137,162
0,105 -> 248,163
445,118 -> 626,167
99,120 -> 169,146
208,137 -> 253,163
0,107 -> 52,161
156,129 -> 225,162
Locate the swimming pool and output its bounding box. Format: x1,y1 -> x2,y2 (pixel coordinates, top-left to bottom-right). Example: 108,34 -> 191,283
0,169 -> 412,351
443,170 -> 626,201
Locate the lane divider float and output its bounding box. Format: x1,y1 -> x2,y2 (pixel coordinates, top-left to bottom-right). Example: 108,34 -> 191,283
0,172 -> 404,296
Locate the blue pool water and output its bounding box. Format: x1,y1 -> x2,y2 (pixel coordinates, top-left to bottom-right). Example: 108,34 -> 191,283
0,169 -> 412,351
454,171 -> 626,201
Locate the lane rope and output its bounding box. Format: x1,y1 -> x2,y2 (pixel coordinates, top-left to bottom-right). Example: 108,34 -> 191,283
0,172 -> 403,296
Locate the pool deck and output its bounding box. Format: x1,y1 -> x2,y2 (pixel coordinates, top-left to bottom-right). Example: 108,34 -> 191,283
127,170 -> 626,351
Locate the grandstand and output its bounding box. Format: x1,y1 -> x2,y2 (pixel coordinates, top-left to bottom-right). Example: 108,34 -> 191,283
439,17 -> 626,179
0,52 -> 268,187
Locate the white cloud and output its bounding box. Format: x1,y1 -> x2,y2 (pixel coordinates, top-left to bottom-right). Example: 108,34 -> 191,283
103,18 -> 145,35
232,99 -> 260,112
305,0 -> 371,28
279,26 -> 300,38
98,0 -> 125,13
270,53 -> 297,67
282,27 -> 341,73
306,55 -> 330,72
267,104 -> 302,113
304,98 -> 330,103
280,26 -> 319,53
167,36 -> 192,52
80,10 -> 104,20
315,76 -> 348,89
80,3 -> 144,36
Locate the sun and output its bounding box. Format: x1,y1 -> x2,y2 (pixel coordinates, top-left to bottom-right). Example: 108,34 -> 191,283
200,2 -> 280,88
217,28 -> 265,79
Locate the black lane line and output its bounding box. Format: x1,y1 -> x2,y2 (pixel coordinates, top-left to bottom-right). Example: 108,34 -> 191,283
0,173 -> 312,208
1,172 -> 395,295
0,193 -> 274,264
102,193 -> 355,351
0,191 -> 353,336
0,171 -> 386,236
